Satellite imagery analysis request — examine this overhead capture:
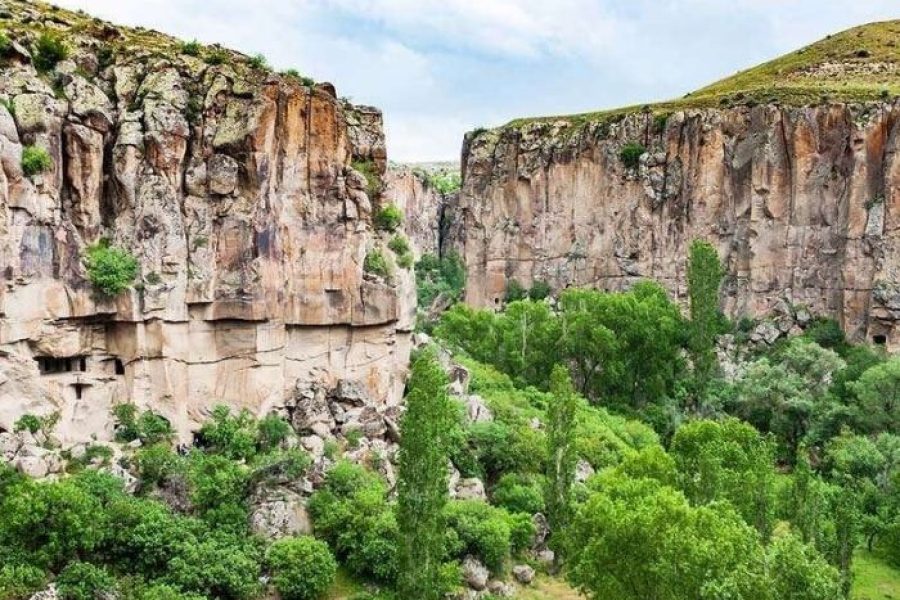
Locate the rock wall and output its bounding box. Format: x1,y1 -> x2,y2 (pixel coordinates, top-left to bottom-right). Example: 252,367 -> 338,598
384,165 -> 445,257
0,3 -> 414,442
448,103 -> 900,348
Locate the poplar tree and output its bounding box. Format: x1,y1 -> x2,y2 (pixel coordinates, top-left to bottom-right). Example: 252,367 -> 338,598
544,365 -> 579,565
686,239 -> 724,409
396,349 -> 454,600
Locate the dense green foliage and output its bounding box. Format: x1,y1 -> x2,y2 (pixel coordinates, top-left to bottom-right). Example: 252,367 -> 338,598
266,537 -> 336,600
618,142 -> 646,169
83,240 -> 139,297
686,239 -> 724,405
373,204 -> 403,232
415,252 -> 466,310
33,33 -> 68,72
363,250 -> 391,278
544,366 -> 579,562
396,351 -> 455,600
21,145 -> 53,176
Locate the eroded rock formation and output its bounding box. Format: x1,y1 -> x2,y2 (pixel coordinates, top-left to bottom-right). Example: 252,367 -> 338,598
0,3 -> 413,442
448,104 -> 900,348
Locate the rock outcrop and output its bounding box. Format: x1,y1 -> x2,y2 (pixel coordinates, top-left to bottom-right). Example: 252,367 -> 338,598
0,2 -> 414,442
448,103 -> 900,348
384,165 -> 447,257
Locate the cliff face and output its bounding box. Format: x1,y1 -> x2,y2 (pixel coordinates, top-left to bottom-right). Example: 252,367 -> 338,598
449,103 -> 900,348
0,3 -> 414,442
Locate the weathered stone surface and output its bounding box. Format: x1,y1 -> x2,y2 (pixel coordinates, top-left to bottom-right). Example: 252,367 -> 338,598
512,565 -> 536,585
250,488 -> 313,539
455,477 -> 487,501
0,4 -> 414,443
462,556 -> 489,591
449,103 -> 900,349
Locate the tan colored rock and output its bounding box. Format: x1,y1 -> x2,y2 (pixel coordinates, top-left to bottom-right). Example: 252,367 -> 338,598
0,3 -> 414,445
449,103 -> 900,349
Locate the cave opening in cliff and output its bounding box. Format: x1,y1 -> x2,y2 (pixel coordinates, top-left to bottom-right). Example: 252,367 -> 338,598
73,383 -> 89,400
873,334 -> 887,346
35,356 -> 88,375
114,359 -> 125,375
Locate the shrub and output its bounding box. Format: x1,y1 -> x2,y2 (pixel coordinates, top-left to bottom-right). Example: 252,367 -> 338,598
804,317 -> 847,352
83,240 -> 138,296
397,252 -> 414,270
134,444 -> 182,488
619,142 -> 646,170
57,562 -> 116,600
248,53 -> 268,69
205,49 -> 228,66
186,452 -> 250,513
528,280 -> 552,301
504,280 -> 526,303
444,500 -> 514,572
180,40 -> 201,56
21,146 -> 52,176
0,564 -> 46,600
364,250 -> 391,278
374,204 -> 403,232
113,405 -> 173,445
196,405 -> 257,460
0,33 -> 11,57
423,171 -> 461,195
491,473 -> 545,515
388,235 -> 410,255
308,462 -> 399,583
166,532 -> 262,600
415,253 -> 466,310
351,159 -> 381,197
13,414 -> 41,435
33,33 -> 69,72
257,414 -> 292,453
267,536 -> 337,600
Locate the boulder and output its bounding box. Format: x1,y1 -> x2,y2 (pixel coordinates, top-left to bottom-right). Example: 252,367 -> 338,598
574,459 -> 595,483
486,580 -> 514,597
512,565 -> 535,585
464,395 -> 493,424
455,477 -> 487,501
249,489 -> 312,539
462,556 -> 489,591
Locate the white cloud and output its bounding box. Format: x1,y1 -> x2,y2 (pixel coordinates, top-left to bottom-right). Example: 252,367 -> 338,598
51,0 -> 900,161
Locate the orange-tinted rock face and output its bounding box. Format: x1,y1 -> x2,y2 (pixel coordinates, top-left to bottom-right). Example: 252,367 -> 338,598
0,4 -> 412,441
448,104 -> 900,348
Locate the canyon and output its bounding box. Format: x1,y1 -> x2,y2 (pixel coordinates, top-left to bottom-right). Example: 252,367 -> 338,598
0,3 -> 898,446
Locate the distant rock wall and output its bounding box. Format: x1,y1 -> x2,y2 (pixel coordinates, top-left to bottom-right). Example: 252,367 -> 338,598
0,4 -> 413,442
384,165 -> 445,258
448,103 -> 900,349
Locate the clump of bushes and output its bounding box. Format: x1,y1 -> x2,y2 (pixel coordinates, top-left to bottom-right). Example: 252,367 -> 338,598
33,33 -> 69,72
56,562 -> 116,600
444,499 -> 535,572
112,404 -> 173,445
415,252 -> 466,310
82,240 -> 139,297
352,159 -> 381,198
179,39 -> 202,56
419,170 -> 462,195
21,145 -> 52,176
248,53 -> 269,69
364,250 -> 391,278
266,536 -> 337,600
388,235 -> 414,270
619,142 -> 646,170
308,461 -> 400,583
374,204 -> 402,232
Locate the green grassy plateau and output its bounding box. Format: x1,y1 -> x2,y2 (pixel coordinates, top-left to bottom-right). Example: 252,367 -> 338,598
504,20 -> 900,129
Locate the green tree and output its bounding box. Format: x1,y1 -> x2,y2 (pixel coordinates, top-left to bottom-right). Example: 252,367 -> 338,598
544,365 -> 579,564
566,476 -> 766,600
266,537 -> 336,600
850,357 -> 900,434
686,239 -> 723,408
766,534 -> 842,600
396,350 -> 455,600
670,418 -> 776,541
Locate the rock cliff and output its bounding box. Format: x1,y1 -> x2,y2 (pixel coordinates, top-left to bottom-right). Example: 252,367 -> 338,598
0,2 -> 414,442
448,22 -> 900,349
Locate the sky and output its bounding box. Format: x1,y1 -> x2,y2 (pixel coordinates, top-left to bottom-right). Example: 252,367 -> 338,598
54,0 -> 900,162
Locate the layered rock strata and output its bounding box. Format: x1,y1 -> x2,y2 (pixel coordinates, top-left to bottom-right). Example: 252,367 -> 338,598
448,103 -> 900,348
0,3 -> 413,442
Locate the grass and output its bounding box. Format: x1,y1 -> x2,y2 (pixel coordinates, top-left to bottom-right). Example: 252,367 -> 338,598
499,20 -> 900,132
853,549 -> 900,600
516,575 -> 583,600
325,568 -> 365,599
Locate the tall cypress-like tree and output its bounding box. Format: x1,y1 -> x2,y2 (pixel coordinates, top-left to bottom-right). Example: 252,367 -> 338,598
686,239 -> 724,409
396,349 -> 454,600
544,365 -> 579,565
